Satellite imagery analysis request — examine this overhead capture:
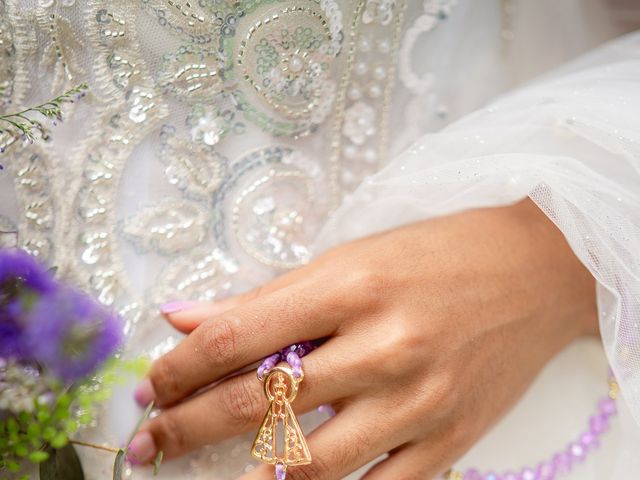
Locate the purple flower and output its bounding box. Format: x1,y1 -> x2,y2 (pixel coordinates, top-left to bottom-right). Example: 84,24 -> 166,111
22,288 -> 123,383
0,249 -> 57,358
0,249 -> 57,297
0,313 -> 23,358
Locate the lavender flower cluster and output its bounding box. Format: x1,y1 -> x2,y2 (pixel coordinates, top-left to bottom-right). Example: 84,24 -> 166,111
0,248 -> 122,405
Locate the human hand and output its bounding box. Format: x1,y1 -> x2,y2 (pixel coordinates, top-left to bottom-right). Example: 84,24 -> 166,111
128,199 -> 597,479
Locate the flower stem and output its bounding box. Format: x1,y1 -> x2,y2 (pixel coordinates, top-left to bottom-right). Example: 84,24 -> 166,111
69,439 -> 121,454
0,83 -> 89,153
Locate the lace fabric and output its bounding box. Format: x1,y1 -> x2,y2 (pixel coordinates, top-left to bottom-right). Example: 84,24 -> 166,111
0,0 -> 638,478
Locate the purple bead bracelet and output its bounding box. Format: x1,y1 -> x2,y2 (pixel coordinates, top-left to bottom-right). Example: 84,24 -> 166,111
258,344 -> 619,480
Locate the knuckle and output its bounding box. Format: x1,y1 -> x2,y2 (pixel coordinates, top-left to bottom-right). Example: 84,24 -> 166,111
149,357 -> 181,405
366,324 -> 418,380
219,376 -> 265,428
288,455 -> 332,480
290,425 -> 372,480
344,268 -> 386,308
355,268 -> 386,296
153,412 -> 187,454
338,424 -> 373,465
444,414 -> 475,452
419,372 -> 458,419
202,315 -> 242,367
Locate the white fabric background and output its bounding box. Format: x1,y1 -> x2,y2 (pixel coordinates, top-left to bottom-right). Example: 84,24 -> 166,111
1,0 -> 639,478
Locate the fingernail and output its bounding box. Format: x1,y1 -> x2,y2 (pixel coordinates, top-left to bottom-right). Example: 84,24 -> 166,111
160,300 -> 200,315
134,378 -> 156,407
127,431 -> 156,465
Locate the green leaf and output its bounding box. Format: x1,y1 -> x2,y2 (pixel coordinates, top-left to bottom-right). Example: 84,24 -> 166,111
28,450 -> 49,463
50,432 -> 68,450
112,450 -> 125,480
78,412 -> 92,425
39,445 -> 84,480
27,422 -> 41,439
7,417 -> 19,434
124,357 -> 152,378
153,451 -> 163,476
56,393 -> 72,411
37,409 -> 51,423
65,420 -> 79,435
43,426 -> 57,442
14,443 -> 28,457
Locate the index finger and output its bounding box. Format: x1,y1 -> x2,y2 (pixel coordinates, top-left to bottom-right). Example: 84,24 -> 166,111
141,278 -> 351,408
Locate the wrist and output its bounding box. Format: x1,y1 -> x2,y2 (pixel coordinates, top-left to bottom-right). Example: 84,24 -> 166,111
509,198 -> 599,340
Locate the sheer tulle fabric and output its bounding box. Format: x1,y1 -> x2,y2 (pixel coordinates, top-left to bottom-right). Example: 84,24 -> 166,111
315,31 -> 640,475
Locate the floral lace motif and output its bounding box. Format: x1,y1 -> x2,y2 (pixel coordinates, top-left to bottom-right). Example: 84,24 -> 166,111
399,0 -> 458,95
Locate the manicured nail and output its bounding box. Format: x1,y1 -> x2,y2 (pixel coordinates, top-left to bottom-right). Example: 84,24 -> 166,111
127,431 -> 156,465
160,300 -> 199,315
134,378 -> 156,407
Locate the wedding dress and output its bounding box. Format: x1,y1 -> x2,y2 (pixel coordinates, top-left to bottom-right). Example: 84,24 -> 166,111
1,0 -> 639,478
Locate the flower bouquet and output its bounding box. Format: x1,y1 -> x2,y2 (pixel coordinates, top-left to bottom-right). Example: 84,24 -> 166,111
0,248 -> 156,479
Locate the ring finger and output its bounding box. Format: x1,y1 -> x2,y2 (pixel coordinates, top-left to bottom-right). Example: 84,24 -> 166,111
129,337 -> 362,462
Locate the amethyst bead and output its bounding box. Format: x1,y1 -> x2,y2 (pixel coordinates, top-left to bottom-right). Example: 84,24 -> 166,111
483,472 -> 500,480
279,341 -> 316,359
286,351 -> 303,378
464,469 -> 481,480
598,398 -> 617,417
275,463 -> 286,480
520,467 -> 536,480
293,341 -> 316,357
552,451 -> 573,475
502,471 -> 521,480
317,404 -> 336,417
580,431 -> 599,451
257,353 -> 281,379
535,461 -> 555,480
568,442 -> 585,463
589,413 -> 609,435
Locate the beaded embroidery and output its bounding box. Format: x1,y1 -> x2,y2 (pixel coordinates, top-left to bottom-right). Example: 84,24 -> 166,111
0,1 -> 14,108
399,0 -> 459,95
0,0 -> 463,380
0,0 -> 455,361
35,7 -> 85,94
2,145 -> 58,263
0,0 -> 467,476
